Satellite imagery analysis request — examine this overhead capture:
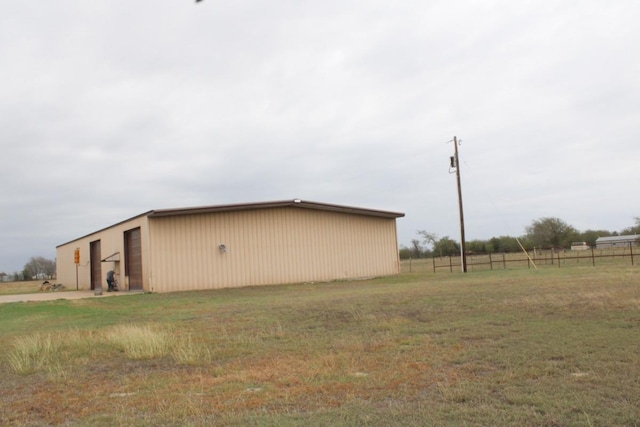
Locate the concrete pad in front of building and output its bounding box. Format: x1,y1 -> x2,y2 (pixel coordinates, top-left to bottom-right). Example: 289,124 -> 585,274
0,290 -> 142,304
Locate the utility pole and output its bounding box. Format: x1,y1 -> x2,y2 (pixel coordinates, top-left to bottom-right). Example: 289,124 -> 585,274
451,136 -> 467,272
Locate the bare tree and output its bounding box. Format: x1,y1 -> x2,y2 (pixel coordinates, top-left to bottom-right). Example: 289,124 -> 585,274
23,256 -> 56,280
417,230 -> 438,251
409,239 -> 423,258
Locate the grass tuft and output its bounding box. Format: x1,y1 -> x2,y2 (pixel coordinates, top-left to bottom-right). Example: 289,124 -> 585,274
8,334 -> 59,375
104,324 -> 171,360
171,334 -> 212,365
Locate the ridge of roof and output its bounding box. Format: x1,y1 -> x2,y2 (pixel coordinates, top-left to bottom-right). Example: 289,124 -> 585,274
148,199 -> 405,219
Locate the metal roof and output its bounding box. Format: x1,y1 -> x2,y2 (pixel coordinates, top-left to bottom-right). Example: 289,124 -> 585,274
595,234 -> 640,242
148,199 -> 405,219
57,199 -> 404,247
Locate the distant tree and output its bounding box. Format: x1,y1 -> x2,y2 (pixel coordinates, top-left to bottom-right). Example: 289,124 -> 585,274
518,236 -> 535,251
410,239 -> 424,258
466,240 -> 488,253
416,230 -> 438,251
578,229 -> 614,247
488,237 -> 500,252
525,217 -> 578,249
620,217 -> 640,235
398,245 -> 412,260
23,256 -> 56,280
433,236 -> 460,257
488,235 -> 522,253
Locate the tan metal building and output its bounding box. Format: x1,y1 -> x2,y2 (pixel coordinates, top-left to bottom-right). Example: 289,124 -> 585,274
56,199 -> 404,293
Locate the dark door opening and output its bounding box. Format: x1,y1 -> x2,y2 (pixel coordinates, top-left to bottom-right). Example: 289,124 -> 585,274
90,240 -> 102,291
124,227 -> 143,291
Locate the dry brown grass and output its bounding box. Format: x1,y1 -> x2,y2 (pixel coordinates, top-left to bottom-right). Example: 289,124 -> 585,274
0,266 -> 639,426
0,280 -> 44,295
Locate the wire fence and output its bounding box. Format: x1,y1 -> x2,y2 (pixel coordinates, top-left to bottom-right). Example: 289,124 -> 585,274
401,243 -> 638,274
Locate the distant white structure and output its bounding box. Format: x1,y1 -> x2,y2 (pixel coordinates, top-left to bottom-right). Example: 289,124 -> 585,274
570,242 -> 589,251
595,235 -> 640,249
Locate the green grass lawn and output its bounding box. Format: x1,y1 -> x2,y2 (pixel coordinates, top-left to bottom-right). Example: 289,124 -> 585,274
1,266 -> 639,426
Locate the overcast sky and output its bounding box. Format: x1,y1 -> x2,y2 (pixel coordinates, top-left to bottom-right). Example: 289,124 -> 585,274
1,1 -> 639,273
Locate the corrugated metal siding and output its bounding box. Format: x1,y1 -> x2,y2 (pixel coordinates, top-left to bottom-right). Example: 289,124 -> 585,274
148,207 -> 400,292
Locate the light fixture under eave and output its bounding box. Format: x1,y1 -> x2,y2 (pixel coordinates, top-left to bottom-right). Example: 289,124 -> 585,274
218,244 -> 227,253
